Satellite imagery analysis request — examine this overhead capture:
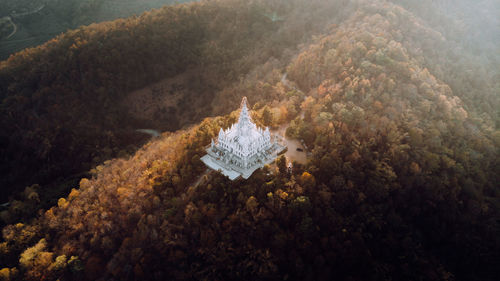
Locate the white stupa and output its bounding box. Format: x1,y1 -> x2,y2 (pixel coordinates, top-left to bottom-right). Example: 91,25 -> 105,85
201,97 -> 286,180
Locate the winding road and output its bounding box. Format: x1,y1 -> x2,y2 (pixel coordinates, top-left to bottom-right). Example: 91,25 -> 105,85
136,129 -> 161,138
11,4 -> 46,18
4,17 -> 17,39
1,5 -> 46,41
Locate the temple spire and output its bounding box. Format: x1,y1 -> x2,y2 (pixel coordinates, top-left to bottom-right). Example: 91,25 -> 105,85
239,97 -> 251,124
237,97 -> 254,137
241,96 -> 248,108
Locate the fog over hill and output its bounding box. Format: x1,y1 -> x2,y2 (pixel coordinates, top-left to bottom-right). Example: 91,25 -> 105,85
0,0 -> 192,60
0,0 -> 498,280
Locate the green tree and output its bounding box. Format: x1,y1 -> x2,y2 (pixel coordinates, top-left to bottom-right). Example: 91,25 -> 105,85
262,106 -> 273,126
276,155 -> 287,175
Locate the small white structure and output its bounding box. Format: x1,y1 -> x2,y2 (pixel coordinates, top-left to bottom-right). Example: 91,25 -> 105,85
201,97 -> 286,180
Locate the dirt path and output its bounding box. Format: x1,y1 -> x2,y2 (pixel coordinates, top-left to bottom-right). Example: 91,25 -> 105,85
275,73 -> 308,164
281,73 -> 304,95
274,123 -> 308,164
193,168 -> 212,188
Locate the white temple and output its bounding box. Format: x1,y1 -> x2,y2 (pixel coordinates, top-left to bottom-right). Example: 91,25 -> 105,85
201,97 -> 286,180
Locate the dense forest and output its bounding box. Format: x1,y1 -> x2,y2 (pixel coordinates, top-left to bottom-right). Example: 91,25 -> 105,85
0,0 -> 499,280
0,0 -> 349,202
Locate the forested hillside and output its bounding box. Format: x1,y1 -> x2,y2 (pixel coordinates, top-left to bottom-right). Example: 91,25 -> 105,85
0,0 -> 351,202
0,0 -> 499,280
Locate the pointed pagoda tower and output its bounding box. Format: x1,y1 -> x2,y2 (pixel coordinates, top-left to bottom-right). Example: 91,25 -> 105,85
201,97 -> 286,180
237,97 -> 255,138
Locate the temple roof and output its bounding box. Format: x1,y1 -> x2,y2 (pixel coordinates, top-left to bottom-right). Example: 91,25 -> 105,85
224,97 -> 264,148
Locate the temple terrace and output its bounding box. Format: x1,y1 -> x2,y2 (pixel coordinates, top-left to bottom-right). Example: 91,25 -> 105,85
201,97 -> 286,180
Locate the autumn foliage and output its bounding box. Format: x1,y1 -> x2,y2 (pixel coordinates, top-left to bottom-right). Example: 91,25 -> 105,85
0,0 -> 499,280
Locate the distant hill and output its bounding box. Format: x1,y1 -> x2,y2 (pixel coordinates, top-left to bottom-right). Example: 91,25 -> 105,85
0,0 -> 192,60
0,0 -> 498,280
